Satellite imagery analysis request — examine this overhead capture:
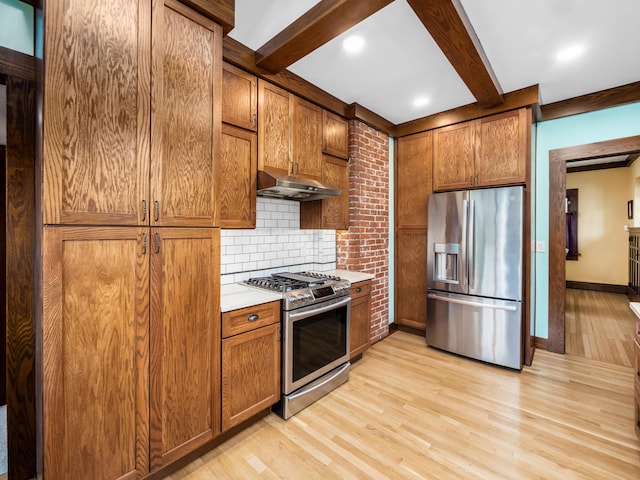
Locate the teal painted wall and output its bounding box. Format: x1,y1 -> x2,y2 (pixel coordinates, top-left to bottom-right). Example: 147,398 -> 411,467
0,0 -> 35,55
534,102 -> 640,338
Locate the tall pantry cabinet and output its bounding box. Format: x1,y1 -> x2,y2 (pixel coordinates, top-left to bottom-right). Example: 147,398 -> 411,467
41,1 -> 222,478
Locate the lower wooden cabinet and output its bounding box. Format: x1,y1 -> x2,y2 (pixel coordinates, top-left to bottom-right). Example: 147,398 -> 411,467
42,226 -> 221,478
221,301 -> 281,431
395,229 -> 427,330
634,318 -> 640,435
350,280 -> 372,359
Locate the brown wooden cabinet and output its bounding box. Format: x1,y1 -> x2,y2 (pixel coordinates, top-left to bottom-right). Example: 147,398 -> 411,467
220,124 -> 257,228
634,315 -> 640,436
44,0 -> 221,227
258,79 -> 322,180
432,108 -> 529,192
42,226 -> 150,480
149,228 -> 220,470
221,301 -> 280,431
300,155 -> 349,230
395,229 -> 427,330
350,280 -> 372,359
222,62 -> 257,131
42,227 -> 221,478
322,110 -> 349,159
396,131 -> 433,229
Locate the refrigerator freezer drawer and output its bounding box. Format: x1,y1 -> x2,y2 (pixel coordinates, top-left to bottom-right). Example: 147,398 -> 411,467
426,291 -> 522,370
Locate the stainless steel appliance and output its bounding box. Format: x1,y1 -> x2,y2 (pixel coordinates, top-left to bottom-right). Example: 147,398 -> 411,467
243,272 -> 351,418
426,186 -> 524,370
257,170 -> 340,201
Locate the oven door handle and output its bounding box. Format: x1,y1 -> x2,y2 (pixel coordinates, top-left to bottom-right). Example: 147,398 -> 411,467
288,295 -> 351,322
286,362 -> 350,401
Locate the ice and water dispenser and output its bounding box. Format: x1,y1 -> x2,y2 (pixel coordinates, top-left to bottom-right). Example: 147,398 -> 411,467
433,243 -> 459,284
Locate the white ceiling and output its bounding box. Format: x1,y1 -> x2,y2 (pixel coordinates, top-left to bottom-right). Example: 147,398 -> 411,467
228,0 -> 640,125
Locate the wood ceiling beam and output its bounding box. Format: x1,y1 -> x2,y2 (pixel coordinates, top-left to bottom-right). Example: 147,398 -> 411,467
406,0 -> 503,107
254,0 -> 394,73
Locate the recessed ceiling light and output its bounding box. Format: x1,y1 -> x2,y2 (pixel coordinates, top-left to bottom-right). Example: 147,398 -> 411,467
342,35 -> 365,54
413,96 -> 430,108
556,45 -> 585,62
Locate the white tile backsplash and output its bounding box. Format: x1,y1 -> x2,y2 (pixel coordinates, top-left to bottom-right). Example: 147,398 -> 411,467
220,197 -> 337,284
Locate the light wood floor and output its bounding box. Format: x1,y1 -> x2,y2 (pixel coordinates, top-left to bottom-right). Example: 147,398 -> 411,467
565,288 -> 635,367
167,331 -> 639,479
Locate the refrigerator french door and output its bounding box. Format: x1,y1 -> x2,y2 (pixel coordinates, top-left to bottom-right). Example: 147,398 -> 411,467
426,186 -> 524,369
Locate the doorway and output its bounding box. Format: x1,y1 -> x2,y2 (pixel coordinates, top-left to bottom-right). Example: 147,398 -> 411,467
548,135 -> 640,353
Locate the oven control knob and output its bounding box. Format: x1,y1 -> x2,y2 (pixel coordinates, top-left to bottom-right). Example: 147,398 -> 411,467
302,294 -> 313,302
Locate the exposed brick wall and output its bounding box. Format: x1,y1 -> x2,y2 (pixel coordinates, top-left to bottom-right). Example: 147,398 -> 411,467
337,120 -> 389,344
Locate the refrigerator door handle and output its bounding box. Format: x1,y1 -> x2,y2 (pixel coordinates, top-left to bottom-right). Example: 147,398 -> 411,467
468,199 -> 475,289
427,293 -> 518,312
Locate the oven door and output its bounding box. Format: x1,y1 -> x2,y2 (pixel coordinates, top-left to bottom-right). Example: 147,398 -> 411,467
283,295 -> 350,395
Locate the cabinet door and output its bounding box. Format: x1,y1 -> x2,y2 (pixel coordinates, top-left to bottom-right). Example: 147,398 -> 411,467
42,227 -> 149,479
293,97 -> 322,180
151,2 -> 221,227
221,323 -> 280,431
323,110 -> 349,159
43,0 -> 150,225
395,229 -> 427,330
350,282 -> 371,359
433,121 -> 475,192
258,80 -> 293,176
220,124 -> 257,228
222,62 -> 257,131
396,131 -> 433,229
149,228 -> 220,470
475,108 -> 529,187
300,155 -> 349,230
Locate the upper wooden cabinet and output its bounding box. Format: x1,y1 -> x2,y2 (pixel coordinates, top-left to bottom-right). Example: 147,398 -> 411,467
432,108 -> 530,192
222,62 -> 257,131
258,79 -> 322,180
396,131 -> 433,229
220,124 -> 257,228
44,0 -> 221,227
323,110 -> 349,159
177,0 -> 234,34
300,155 -> 349,230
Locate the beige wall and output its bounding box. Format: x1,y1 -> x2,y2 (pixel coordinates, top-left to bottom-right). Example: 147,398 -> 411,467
566,167 -> 630,285
629,157 -> 640,228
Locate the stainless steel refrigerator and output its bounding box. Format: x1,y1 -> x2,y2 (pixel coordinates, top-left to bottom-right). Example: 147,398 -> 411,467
426,186 -> 524,370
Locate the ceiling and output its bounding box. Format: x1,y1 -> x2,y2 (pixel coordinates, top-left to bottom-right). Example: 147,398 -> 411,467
228,0 -> 640,125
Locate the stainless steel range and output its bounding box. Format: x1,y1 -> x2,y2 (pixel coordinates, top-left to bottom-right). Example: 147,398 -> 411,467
244,272 -> 351,419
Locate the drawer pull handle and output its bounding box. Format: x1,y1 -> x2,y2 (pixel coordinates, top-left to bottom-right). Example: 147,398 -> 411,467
356,287 -> 362,293
248,314 -> 259,322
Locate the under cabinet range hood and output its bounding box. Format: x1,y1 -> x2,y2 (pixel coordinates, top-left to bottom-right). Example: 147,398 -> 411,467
257,170 -> 340,201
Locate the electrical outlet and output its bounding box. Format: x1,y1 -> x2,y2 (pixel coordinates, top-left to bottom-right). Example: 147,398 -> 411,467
535,241 -> 545,252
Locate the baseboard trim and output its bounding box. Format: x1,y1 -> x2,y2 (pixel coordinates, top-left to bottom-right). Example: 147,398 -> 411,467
534,336 -> 548,350
566,281 -> 627,294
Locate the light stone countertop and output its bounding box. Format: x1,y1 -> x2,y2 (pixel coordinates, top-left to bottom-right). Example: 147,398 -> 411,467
220,269 -> 375,313
629,302 -> 640,319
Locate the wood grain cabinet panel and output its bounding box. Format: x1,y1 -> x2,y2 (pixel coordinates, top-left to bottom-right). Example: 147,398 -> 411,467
395,229 -> 427,331
300,155 -> 349,230
151,2 -> 221,227
44,0 -> 222,227
42,227 -> 150,480
322,110 -> 349,159
149,228 -> 220,470
222,62 -> 257,131
350,281 -> 372,359
474,108 -> 528,187
43,0 -> 151,225
292,97 -> 322,180
220,124 -> 257,228
258,79 -> 293,176
433,122 -> 475,192
396,131 -> 432,229
221,322 -> 280,431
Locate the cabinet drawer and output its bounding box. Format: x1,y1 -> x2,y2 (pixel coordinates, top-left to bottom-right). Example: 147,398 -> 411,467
635,338 -> 640,392
351,280 -> 371,299
635,316 -> 640,345
222,301 -> 280,338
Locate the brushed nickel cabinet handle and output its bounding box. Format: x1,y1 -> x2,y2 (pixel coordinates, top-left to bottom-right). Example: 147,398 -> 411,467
356,287 -> 362,293
142,200 -> 147,222
154,200 -> 160,222
155,233 -> 161,254
142,233 -> 147,254
248,314 -> 259,322
252,113 -> 256,129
